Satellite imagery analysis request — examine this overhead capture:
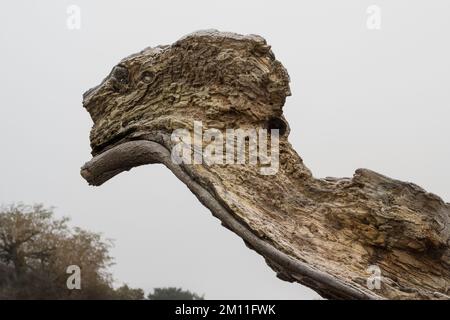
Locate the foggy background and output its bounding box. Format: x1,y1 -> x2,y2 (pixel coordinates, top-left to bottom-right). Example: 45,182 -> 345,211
1,0 -> 449,299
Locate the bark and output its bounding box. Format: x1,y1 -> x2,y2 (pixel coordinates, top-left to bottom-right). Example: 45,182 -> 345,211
80,30 -> 450,300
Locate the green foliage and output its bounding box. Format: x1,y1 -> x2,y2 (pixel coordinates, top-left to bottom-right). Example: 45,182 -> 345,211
148,287 -> 204,300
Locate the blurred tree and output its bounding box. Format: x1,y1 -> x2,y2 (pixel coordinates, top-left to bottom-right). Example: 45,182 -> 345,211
0,203 -> 141,300
148,287 -> 204,300
0,204 -> 68,278
114,284 -> 145,300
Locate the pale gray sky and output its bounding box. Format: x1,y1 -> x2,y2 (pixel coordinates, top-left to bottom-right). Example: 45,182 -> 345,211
1,0 -> 449,299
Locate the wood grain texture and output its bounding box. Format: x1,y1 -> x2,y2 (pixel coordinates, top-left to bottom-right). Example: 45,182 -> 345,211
81,30 -> 449,299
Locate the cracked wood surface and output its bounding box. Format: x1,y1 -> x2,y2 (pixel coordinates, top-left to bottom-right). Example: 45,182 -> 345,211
80,30 -> 450,299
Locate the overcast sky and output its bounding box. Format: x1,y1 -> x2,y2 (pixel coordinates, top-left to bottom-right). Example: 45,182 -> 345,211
1,0 -> 449,299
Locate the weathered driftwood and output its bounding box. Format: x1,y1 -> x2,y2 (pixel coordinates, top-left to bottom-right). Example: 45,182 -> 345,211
81,30 -> 450,299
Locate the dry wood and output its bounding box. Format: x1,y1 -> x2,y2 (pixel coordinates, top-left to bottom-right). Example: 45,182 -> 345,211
81,30 -> 450,299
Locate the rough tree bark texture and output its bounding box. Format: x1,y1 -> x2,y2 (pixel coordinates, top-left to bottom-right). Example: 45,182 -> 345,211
81,30 -> 450,299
